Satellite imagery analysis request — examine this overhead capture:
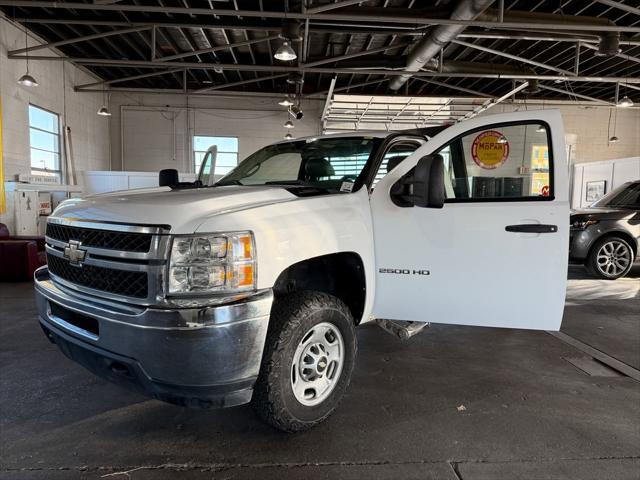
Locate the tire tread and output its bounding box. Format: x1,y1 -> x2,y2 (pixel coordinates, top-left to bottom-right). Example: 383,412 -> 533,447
252,291 -> 356,432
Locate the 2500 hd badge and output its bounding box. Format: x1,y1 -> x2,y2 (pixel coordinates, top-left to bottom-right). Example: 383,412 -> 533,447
379,268 -> 431,275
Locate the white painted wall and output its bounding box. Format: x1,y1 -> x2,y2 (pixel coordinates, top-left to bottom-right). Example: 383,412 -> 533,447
108,91 -> 639,177
109,92 -> 324,173
571,157 -> 640,209
0,17 -> 110,231
485,103 -> 640,164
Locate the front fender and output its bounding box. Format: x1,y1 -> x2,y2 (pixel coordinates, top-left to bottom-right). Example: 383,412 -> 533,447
195,188 -> 376,321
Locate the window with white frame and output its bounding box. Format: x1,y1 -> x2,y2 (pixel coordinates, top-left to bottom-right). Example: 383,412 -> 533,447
29,105 -> 62,180
193,136 -> 239,176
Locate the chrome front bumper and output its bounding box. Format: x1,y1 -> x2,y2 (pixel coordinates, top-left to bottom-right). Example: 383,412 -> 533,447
34,267 -> 273,408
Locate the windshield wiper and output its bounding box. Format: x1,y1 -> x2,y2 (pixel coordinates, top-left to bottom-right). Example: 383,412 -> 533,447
265,180 -> 309,185
265,181 -> 337,193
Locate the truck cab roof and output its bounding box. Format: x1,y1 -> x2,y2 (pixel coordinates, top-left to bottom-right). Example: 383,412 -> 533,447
274,126 -> 449,145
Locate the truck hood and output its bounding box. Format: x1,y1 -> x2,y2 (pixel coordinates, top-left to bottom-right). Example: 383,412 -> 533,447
570,207 -> 639,222
52,186 -> 297,233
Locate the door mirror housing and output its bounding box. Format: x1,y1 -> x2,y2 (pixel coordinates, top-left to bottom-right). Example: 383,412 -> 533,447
391,154 -> 445,208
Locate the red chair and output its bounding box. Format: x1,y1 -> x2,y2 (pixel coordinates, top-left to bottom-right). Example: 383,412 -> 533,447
0,223 -> 47,282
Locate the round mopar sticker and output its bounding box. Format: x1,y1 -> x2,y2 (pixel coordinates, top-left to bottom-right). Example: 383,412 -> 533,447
471,130 -> 509,170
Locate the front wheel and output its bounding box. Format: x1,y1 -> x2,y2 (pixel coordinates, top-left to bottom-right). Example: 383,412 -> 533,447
252,291 -> 357,432
586,236 -> 634,279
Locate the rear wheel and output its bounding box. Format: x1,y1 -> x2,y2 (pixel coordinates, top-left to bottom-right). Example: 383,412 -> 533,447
252,291 -> 357,432
587,237 -> 634,279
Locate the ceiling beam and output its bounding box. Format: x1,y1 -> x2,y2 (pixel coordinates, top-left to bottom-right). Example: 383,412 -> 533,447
194,73 -> 289,93
7,25 -> 152,55
73,86 -> 637,107
451,39 -> 576,76
592,0 -> 640,16
456,31 -> 640,46
12,18 -> 640,45
1,2 -> 638,32
538,84 -> 614,104
412,78 -> 493,98
581,42 -> 640,65
462,81 -> 530,120
303,40 -> 412,67
312,78 -> 390,97
156,34 -> 279,61
12,55 -> 640,84
307,0 -> 369,14
75,68 -> 186,89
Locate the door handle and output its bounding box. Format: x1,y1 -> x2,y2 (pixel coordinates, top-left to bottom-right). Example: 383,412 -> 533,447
505,224 -> 558,233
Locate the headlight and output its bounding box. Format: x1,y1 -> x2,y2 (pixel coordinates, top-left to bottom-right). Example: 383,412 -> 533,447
571,219 -> 599,230
168,232 -> 256,295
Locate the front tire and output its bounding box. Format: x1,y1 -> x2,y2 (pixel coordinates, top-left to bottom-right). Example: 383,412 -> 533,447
252,291 -> 357,432
586,236 -> 634,279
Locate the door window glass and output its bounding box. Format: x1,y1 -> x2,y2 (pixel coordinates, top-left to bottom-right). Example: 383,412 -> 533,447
437,123 -> 552,200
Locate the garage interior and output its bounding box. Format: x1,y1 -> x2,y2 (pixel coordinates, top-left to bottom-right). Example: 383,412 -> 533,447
0,0 -> 639,479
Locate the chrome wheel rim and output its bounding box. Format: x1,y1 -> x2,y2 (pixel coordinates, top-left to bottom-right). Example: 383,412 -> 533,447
291,322 -> 344,406
596,240 -> 631,277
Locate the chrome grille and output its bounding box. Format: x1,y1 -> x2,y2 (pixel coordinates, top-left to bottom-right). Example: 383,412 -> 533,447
47,254 -> 149,298
45,219 -> 169,304
46,223 -> 152,253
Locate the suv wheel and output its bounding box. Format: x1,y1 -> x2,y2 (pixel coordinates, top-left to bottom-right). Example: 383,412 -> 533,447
252,291 -> 357,432
587,237 -> 634,280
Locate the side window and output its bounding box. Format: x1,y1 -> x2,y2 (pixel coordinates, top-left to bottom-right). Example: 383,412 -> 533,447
29,105 -> 62,181
372,141 -> 422,189
437,122 -> 552,201
194,136 -> 238,176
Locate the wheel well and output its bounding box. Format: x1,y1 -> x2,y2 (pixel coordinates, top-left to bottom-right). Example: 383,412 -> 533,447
588,231 -> 638,259
272,252 -> 366,324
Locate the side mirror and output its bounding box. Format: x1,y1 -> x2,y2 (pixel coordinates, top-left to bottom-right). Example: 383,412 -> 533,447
390,154 -> 445,208
159,168 -> 179,188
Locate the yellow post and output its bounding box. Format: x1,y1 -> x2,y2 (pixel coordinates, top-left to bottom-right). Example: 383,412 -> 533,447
0,96 -> 5,214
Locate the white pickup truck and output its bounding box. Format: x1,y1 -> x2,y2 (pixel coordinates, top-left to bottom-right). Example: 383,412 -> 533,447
35,110 -> 569,432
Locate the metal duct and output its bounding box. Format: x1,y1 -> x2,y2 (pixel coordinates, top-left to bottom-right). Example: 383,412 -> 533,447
388,0 -> 496,90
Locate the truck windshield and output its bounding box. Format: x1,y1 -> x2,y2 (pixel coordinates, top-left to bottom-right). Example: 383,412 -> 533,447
591,182 -> 640,209
215,136 -> 378,191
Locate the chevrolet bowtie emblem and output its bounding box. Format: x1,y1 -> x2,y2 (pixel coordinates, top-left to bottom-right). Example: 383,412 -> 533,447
63,240 -> 86,267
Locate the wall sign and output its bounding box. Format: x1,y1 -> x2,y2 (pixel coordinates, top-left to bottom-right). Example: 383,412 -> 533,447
471,130 -> 509,170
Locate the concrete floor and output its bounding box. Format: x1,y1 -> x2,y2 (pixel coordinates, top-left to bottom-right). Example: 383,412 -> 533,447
1,267 -> 638,479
